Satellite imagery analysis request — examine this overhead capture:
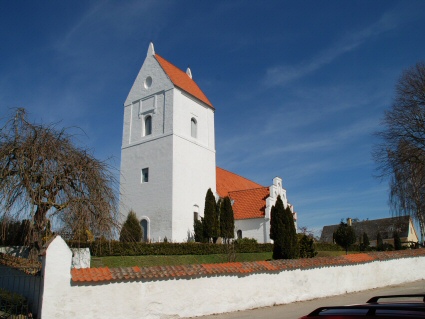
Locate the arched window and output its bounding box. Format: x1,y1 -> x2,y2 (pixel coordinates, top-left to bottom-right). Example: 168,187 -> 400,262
191,117 -> 197,138
141,219 -> 148,242
237,230 -> 242,239
144,115 -> 152,136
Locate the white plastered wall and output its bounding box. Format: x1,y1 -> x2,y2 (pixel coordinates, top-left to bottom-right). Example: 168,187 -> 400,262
42,237 -> 425,319
235,218 -> 270,243
120,52 -> 175,241
120,48 -> 216,242
171,89 -> 216,242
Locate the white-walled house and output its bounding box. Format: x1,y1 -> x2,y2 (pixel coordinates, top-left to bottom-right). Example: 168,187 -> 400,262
217,167 -> 297,243
119,43 -> 297,243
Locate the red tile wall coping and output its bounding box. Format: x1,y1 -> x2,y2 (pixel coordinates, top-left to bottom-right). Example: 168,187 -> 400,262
71,249 -> 425,284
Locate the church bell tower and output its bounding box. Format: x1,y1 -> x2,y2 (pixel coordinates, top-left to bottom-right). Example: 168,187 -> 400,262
119,43 -> 216,242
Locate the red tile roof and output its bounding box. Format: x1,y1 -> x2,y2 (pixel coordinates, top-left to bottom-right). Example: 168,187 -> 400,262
216,167 -> 264,198
71,249 -> 425,284
216,167 -> 268,220
229,187 -> 269,220
155,54 -> 213,109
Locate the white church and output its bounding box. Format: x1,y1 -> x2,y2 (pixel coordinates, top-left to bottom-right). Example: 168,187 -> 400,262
119,43 -> 297,243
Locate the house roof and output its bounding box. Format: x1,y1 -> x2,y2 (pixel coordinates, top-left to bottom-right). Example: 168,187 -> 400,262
229,187 -> 269,220
154,54 -> 214,109
216,167 -> 264,198
320,216 -> 415,243
216,167 -> 268,220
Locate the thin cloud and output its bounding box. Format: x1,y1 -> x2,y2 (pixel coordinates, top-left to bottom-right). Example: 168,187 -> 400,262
54,1 -> 167,54
263,9 -> 399,87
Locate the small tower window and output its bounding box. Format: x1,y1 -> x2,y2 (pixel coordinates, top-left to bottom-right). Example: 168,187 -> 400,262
141,168 -> 149,183
144,115 -> 152,136
191,118 -> 197,138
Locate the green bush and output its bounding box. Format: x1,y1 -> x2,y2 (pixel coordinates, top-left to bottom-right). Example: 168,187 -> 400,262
0,288 -> 28,316
67,239 -> 273,257
234,237 -> 257,245
315,242 -> 344,251
298,234 -> 317,258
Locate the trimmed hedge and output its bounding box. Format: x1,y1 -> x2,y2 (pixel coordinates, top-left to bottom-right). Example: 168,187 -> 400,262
67,240 -> 273,257
314,242 -> 344,251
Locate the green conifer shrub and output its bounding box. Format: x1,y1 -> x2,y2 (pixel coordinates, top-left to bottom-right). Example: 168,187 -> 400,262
220,197 -> 235,243
298,234 -> 317,258
360,232 -> 370,251
376,232 -> 384,251
193,217 -> 205,243
393,231 -> 402,250
270,196 -> 298,259
203,188 -> 218,242
119,210 -> 143,243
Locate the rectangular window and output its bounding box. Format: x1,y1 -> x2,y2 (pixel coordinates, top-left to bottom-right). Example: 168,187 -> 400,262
141,168 -> 149,183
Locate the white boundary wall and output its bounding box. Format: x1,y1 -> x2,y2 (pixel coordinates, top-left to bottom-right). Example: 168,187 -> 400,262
41,237 -> 425,319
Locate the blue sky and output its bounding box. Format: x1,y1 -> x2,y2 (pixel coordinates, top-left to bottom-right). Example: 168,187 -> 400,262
1,1 -> 425,236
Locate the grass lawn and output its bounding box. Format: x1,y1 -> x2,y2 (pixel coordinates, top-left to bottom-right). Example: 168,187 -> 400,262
91,251 -> 352,268
91,252 -> 272,268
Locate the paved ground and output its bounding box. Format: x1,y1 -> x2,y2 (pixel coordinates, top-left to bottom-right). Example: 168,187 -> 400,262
196,280 -> 425,319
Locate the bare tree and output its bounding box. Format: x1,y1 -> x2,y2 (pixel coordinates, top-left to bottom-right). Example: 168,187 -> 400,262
0,109 -> 119,257
374,62 -> 425,243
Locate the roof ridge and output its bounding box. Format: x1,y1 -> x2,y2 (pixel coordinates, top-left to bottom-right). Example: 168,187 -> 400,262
324,215 -> 410,228
217,166 -> 264,188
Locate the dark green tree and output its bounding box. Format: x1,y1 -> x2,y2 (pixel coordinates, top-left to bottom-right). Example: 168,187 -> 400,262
333,221 -> 357,254
119,210 -> 143,242
376,232 -> 384,251
203,188 -> 218,242
215,198 -> 222,242
298,234 -> 317,258
270,198 -> 282,258
193,217 -> 205,243
220,197 -> 235,243
360,232 -> 370,251
393,231 -> 402,250
270,196 -> 298,259
283,204 -> 299,259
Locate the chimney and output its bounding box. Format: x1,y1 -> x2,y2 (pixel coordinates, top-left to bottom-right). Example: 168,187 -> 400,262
347,218 -> 352,226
